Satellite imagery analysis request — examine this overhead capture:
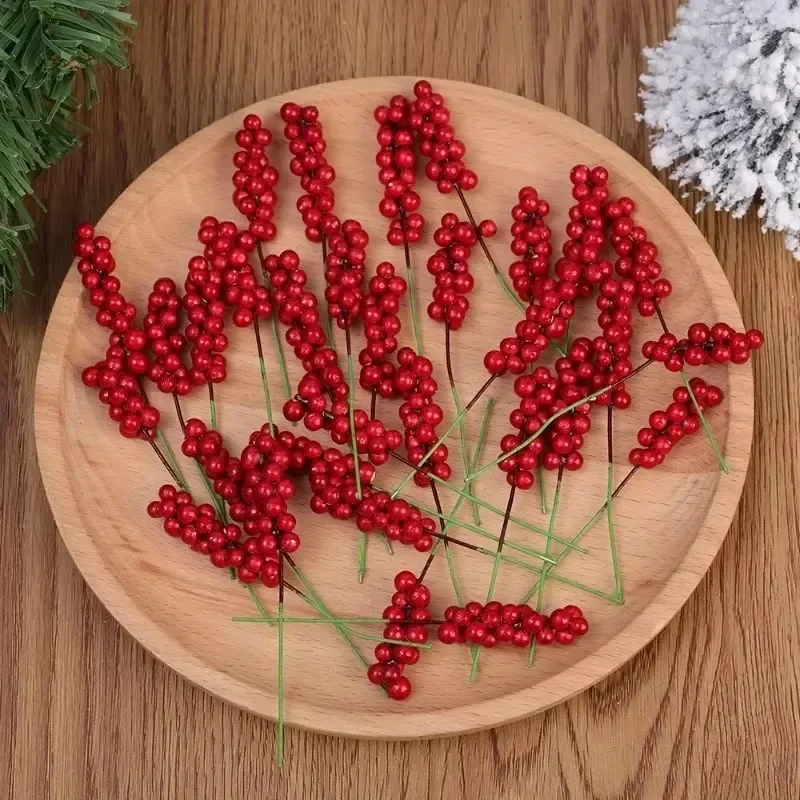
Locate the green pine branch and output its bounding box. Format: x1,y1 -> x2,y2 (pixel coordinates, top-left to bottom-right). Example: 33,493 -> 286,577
0,0 -> 135,311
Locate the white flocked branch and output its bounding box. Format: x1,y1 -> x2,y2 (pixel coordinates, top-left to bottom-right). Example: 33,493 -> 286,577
639,0 -> 800,257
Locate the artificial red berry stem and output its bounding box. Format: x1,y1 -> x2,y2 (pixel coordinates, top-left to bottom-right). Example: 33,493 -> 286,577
407,80 -> 516,311
643,307 -> 757,473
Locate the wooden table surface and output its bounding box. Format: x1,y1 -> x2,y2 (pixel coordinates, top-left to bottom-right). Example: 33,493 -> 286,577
2,1 -> 798,798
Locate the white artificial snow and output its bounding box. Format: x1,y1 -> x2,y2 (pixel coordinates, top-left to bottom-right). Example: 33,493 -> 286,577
639,0 -> 800,257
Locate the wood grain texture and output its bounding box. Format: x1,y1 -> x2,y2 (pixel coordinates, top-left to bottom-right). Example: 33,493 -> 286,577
34,77 -> 752,739
3,0 -> 798,797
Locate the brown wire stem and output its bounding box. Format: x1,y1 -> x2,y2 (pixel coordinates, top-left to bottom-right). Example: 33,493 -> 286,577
143,429 -> 182,485
173,392 -> 186,432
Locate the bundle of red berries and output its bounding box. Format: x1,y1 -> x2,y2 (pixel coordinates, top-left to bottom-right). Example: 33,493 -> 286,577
374,96 -> 425,245
358,261 -> 407,399
147,483 -> 244,563
327,404 -> 401,466
498,366 -> 591,488
629,378 -> 724,468
392,346 -> 452,486
563,165 -> 612,284
180,419 -> 303,585
484,178 -> 605,377
199,218 -> 271,329
425,213 -> 482,329
603,196 -> 671,318
280,102 -> 339,242
231,114 -> 280,243
643,322 -> 764,371
409,80 -> 478,195
367,570 -> 431,700
269,252 -> 401,465
508,186 -> 554,302
144,278 -> 193,396
584,293 -> 635,408
306,450 -> 434,551
307,446 -> 374,517
69,76 -> 772,731
324,220 -> 368,328
181,256 -> 228,386
260,250 -> 344,423
183,216 -> 265,385
81,351 -> 161,438
264,249 -> 329,367
355,491 -> 436,551
74,223 -> 137,334
263,250 -> 364,450
437,602 -> 589,648
557,333 -> 633,410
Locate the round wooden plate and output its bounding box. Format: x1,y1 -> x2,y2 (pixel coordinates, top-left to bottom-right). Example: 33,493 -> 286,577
35,78 -> 753,739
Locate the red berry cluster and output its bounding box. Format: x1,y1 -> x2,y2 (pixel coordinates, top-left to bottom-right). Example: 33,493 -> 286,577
144,278 -> 193,396
81,354 -> 160,438
367,570 -> 431,700
74,223 -> 137,333
393,347 -> 452,486
307,446 -> 374,514
306,449 -> 434,551
327,405 -> 402,466
426,213 -> 482,329
147,484 -> 244,562
629,378 -> 724,468
374,96 -> 424,245
267,250 -> 403,463
437,602 -> 589,648
280,103 -> 339,242
232,114 -> 279,242
181,419 -> 303,585
184,217 -> 265,384
557,334 -> 633,410
324,220 -> 368,328
604,196 -> 671,317
484,178 -> 608,377
643,322 -> 764,371
358,262 -> 407,398
265,249 -> 330,367
563,165 -> 612,285
265,249 -> 344,418
409,80 -> 478,194
355,492 -> 436,551
508,187 -> 553,302
499,366 -> 591,487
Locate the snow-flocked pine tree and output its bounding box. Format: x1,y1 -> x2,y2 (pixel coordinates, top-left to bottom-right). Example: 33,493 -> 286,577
640,0 -> 800,257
